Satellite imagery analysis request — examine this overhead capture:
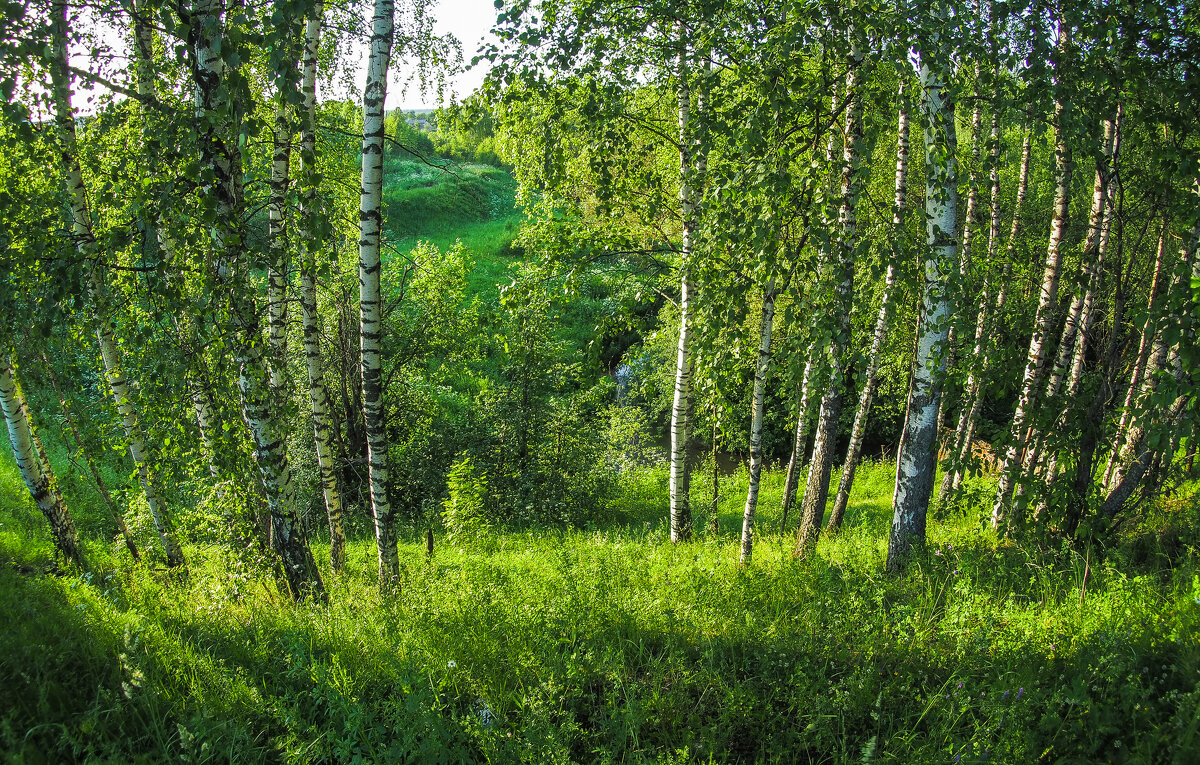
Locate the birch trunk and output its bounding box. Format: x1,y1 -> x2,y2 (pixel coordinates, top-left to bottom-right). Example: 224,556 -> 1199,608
49,0 -> 184,568
886,18 -> 958,573
827,81 -> 910,531
1102,219 -> 1170,489
268,106 -> 291,395
670,27 -> 697,543
360,0 -> 398,579
0,358 -> 86,569
946,128 -> 1030,496
779,349 -> 815,531
42,354 -> 139,559
738,278 -> 778,564
780,87 -> 841,530
298,1 -> 346,574
991,32 -> 1072,530
795,45 -> 862,557
191,0 -> 324,601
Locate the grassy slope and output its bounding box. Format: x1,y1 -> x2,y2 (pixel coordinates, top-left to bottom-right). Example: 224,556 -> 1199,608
2,450 -> 1199,763
3,163 -> 1199,762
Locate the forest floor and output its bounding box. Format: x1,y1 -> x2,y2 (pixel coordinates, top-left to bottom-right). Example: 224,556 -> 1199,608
2,457 -> 1199,763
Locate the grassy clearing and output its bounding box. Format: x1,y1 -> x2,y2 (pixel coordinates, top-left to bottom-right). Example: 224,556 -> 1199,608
3,455 -> 1199,763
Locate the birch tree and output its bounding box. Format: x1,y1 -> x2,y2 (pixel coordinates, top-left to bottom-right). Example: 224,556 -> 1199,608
0,356 -> 86,569
47,0 -> 185,568
827,79 -> 910,531
359,0 -> 399,579
886,0 -> 958,573
189,0 -> 325,601
297,0 -> 347,574
991,21 -> 1072,531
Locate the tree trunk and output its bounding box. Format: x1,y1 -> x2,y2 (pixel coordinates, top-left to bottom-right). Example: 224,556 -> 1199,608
991,30 -> 1072,530
779,350 -> 816,532
190,0 -> 324,601
268,106 -> 291,396
886,14 -> 958,573
739,278 -> 778,564
670,26 -> 698,543
298,1 -> 345,574
828,80 -> 910,531
42,355 -> 139,560
360,0 -> 398,579
795,43 -> 862,557
49,0 -> 184,568
1102,218 -> 1170,489
0,358 -> 87,569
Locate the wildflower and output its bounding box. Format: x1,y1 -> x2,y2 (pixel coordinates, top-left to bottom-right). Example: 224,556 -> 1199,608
447,660 -> 457,669
935,549 -> 942,556
957,682 -> 963,689
1002,690 -> 1009,700
1016,687 -> 1024,700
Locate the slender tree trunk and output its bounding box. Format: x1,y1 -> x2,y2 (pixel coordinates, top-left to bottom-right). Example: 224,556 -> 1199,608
190,0 -> 324,601
360,0 -> 398,579
992,32 -> 1072,530
49,0 -> 184,568
670,26 -> 697,543
795,44 -> 863,557
780,350 -> 815,531
42,354 -> 139,560
1017,107 -> 1119,505
0,357 -> 86,569
268,109 -> 291,395
297,1 -> 345,574
886,16 -> 958,573
828,81 -> 910,531
709,423 -> 720,534
739,278 -> 778,564
1103,218 -> 1170,489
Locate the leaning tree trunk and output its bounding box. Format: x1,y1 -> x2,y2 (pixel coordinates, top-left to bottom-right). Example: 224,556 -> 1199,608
42,354 -> 139,559
795,44 -> 863,557
1016,107 -> 1119,505
0,357 -> 86,569
670,26 -> 699,543
298,0 -> 346,574
827,80 -> 910,531
360,0 -> 398,579
886,14 -> 958,574
1034,106 -> 1121,500
739,278 -> 779,565
49,0 -> 184,568
991,31 -> 1072,531
190,0 -> 324,601
1102,219 -> 1170,490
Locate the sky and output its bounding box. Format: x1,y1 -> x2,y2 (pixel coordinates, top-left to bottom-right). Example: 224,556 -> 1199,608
65,0 -> 503,115
400,0 -> 501,109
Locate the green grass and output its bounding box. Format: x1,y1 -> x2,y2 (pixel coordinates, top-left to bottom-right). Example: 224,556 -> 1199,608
3,453 -> 1199,763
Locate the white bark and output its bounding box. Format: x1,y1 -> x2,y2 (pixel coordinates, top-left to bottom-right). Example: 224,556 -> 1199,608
0,357 -> 86,568
886,20 -> 958,573
739,278 -> 778,565
991,31 -> 1072,530
298,1 -> 346,574
829,80 -> 910,531
670,25 -> 697,543
360,0 -> 398,579
50,0 -> 184,568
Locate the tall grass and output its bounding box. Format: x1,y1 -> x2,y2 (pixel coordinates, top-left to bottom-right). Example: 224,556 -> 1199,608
3,454 -> 1198,763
